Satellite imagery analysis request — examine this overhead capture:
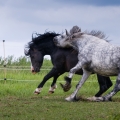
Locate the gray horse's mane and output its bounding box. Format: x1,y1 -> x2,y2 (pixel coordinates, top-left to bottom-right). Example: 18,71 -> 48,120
69,26 -> 108,41
84,30 -> 108,40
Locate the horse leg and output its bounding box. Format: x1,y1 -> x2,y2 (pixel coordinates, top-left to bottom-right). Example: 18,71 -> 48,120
34,67 -> 60,94
60,62 -> 82,92
95,73 -> 120,102
48,75 -> 60,94
65,69 -> 91,101
60,76 -> 72,92
95,75 -> 113,97
87,75 -> 113,101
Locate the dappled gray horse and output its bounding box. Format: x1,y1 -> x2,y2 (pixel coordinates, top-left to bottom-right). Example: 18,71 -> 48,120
53,27 -> 120,102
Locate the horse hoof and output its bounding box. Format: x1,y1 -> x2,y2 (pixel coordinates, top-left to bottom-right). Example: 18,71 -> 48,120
34,91 -> 40,95
65,96 -> 78,102
48,85 -> 57,94
65,96 -> 74,102
34,88 -> 42,95
60,83 -> 71,92
48,91 -> 54,94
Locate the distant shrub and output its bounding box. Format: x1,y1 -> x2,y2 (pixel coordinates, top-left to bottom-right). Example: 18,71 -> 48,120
0,55 -> 51,66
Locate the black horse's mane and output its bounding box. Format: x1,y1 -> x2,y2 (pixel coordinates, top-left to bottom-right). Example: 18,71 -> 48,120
25,32 -> 59,56
32,32 -> 59,44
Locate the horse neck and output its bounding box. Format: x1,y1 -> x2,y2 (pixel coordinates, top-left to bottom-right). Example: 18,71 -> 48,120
73,35 -> 101,51
39,41 -> 58,56
72,39 -> 88,52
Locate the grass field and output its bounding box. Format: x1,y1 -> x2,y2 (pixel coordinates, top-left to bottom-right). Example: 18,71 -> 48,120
0,56 -> 120,120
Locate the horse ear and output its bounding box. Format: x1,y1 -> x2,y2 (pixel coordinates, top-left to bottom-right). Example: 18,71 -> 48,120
65,29 -> 70,36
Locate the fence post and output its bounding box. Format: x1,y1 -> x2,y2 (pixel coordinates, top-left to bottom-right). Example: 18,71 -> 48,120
3,40 -> 7,81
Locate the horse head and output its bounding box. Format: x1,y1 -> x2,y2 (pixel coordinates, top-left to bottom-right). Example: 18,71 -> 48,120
25,32 -> 59,74
24,44 -> 44,74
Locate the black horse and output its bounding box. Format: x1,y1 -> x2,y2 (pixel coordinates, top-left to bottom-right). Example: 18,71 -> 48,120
24,32 -> 112,97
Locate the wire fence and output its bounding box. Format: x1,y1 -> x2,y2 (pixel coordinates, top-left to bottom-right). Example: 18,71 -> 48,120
0,60 -> 117,83
0,65 -> 53,81
0,66 -> 52,70
0,68 -> 51,71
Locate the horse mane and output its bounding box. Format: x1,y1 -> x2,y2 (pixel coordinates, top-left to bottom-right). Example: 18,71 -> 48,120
24,32 -> 59,56
84,30 -> 108,40
32,32 -> 59,44
69,26 -> 108,41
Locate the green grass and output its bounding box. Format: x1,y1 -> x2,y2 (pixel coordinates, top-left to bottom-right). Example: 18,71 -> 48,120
0,56 -> 120,120
0,77 -> 120,120
1,95 -> 120,120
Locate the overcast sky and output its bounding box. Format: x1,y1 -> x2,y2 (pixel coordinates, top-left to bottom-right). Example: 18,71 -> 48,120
0,0 -> 120,59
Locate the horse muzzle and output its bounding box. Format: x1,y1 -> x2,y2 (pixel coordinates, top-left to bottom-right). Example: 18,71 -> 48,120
31,67 -> 40,74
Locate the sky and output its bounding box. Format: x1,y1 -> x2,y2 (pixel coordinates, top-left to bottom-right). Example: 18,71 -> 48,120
0,0 -> 120,59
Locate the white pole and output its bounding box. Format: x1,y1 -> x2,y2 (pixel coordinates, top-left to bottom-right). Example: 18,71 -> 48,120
3,40 -> 7,81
